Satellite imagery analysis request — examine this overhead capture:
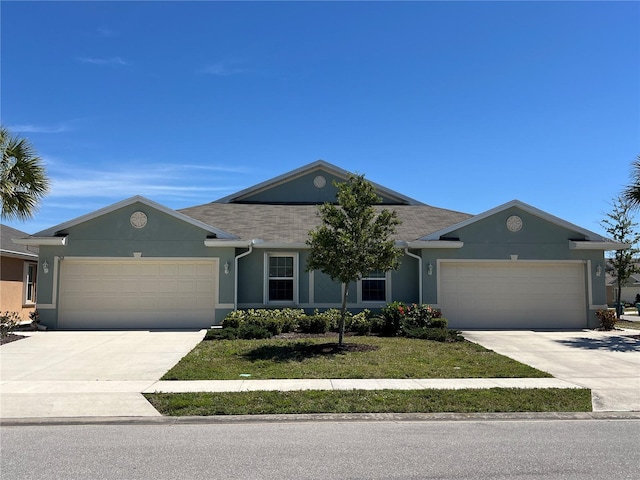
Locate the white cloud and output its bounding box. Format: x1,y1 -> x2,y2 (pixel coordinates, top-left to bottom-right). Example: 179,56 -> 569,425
199,62 -> 247,76
44,163 -> 248,204
77,56 -> 128,66
8,124 -> 70,134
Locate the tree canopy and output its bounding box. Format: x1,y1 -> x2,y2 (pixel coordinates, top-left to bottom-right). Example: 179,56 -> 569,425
306,174 -> 402,345
1,126 -> 50,221
602,196 -> 640,318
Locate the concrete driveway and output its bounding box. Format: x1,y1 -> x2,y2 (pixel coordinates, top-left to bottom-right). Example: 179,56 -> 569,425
0,330 -> 205,418
462,329 -> 640,412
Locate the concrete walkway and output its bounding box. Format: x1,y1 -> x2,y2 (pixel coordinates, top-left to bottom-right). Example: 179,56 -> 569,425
462,329 -> 640,412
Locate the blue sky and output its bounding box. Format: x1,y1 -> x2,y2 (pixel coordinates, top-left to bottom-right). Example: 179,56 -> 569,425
2,1 -> 638,236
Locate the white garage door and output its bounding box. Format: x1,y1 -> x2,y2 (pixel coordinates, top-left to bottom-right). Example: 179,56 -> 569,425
439,262 -> 587,329
58,259 -> 218,329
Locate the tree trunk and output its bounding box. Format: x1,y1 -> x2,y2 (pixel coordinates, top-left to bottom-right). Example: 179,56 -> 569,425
616,280 -> 623,319
339,283 -> 349,346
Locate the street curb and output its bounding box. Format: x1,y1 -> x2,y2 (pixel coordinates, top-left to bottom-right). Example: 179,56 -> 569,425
2,411 -> 639,426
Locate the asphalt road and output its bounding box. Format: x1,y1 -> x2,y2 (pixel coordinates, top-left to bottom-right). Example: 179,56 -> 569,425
1,419 -> 638,479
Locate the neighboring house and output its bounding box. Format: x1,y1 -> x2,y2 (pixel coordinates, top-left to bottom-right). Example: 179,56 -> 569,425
605,263 -> 640,306
13,160 -> 626,330
1,224 -> 39,319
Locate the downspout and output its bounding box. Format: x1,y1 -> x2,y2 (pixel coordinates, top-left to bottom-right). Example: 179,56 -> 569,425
234,241 -> 255,311
404,247 -> 423,305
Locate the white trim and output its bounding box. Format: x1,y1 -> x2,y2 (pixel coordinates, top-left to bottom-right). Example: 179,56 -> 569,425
13,236 -> 67,246
570,241 -> 629,251
206,239 -> 253,248
34,195 -> 236,239
357,270 -> 391,304
0,248 -> 38,259
421,199 -> 611,243
264,252 -> 299,305
408,240 -> 464,249
22,261 -> 38,305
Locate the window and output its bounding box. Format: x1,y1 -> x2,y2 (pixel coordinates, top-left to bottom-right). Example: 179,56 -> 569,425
361,270 -> 387,302
265,254 -> 298,303
24,262 -> 37,304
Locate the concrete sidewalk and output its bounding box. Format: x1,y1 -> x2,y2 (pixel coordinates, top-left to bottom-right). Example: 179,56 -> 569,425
1,377 -> 585,419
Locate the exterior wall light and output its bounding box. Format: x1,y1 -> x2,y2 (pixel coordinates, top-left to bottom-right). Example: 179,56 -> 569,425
224,261 -> 230,275
427,263 -> 433,276
42,260 -> 49,274
595,265 -> 602,277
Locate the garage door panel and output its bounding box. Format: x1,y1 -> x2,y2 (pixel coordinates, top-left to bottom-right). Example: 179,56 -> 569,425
59,259 -> 218,329
440,262 -> 586,329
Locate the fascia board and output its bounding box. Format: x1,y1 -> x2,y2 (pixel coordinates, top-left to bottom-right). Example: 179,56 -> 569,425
34,195 -> 237,239
204,240 -> 252,248
421,199 -> 609,242
408,240 -> 464,249
570,241 -> 630,251
0,249 -> 39,259
13,236 -> 67,246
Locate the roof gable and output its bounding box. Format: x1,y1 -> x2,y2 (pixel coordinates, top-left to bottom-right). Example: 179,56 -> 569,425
34,196 -> 237,239
215,160 -> 424,206
420,199 -> 611,243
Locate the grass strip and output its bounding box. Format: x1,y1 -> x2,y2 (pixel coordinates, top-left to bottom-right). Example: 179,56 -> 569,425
145,388 -> 591,416
162,336 -> 551,380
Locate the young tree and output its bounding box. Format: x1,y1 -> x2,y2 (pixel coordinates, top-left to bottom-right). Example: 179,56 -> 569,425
601,196 -> 640,318
1,126 -> 50,221
306,174 -> 402,346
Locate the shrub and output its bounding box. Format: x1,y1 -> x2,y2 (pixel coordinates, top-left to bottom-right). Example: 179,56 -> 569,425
428,317 -> 448,329
346,310 -> 373,335
596,309 -> 617,331
205,324 -> 273,340
0,311 -> 21,338
379,301 -> 406,336
297,315 -> 331,334
403,327 -> 464,342
222,308 -> 305,335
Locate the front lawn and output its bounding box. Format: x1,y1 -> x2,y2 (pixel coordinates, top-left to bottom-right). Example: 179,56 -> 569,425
162,335 -> 551,380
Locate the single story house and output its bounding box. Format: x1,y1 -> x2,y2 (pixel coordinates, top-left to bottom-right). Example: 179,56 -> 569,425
1,224 -> 39,319
14,160 -> 626,330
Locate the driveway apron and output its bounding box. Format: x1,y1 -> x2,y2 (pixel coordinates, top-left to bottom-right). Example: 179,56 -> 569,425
462,329 -> 640,412
0,330 -> 206,418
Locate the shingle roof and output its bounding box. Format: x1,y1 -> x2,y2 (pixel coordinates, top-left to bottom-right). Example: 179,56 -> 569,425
0,224 -> 38,258
179,203 -> 472,243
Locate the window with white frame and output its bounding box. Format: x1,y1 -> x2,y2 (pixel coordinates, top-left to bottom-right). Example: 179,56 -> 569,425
265,253 -> 298,303
360,270 -> 388,302
24,262 -> 37,304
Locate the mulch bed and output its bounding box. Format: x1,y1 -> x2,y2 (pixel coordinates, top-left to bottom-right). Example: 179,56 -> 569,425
0,333 -> 26,346
272,332 -> 379,353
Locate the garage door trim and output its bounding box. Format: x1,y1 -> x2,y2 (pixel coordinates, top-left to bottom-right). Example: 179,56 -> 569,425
57,256 -> 219,329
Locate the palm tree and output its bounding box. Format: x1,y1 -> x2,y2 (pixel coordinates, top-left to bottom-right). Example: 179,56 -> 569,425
0,126 -> 50,221
623,155 -> 640,208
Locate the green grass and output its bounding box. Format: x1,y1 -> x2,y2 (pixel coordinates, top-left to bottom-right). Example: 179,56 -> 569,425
145,388 -> 592,416
162,335 -> 551,380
